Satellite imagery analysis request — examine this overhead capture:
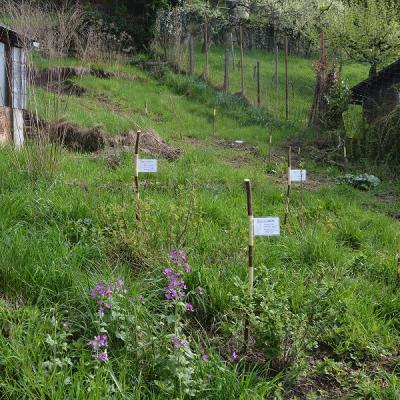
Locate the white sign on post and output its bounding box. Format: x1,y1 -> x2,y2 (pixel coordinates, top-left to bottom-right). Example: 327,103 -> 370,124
254,217 -> 280,236
290,169 -> 307,182
138,159 -> 158,173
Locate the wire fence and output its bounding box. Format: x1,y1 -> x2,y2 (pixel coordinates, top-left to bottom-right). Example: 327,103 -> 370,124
155,29 -> 317,129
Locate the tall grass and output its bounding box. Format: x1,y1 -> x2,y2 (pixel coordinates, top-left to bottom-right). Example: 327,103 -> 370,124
0,44 -> 398,398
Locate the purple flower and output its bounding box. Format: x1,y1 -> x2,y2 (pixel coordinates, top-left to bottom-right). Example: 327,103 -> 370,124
95,350 -> 108,362
231,351 -> 239,361
88,335 -> 108,351
201,353 -> 208,361
178,250 -> 186,261
105,303 -> 111,309
88,335 -> 109,362
170,249 -> 188,267
163,269 -> 187,301
196,287 -> 205,295
98,335 -> 108,347
186,303 -> 194,312
183,263 -> 191,273
171,336 -> 189,349
172,335 -> 182,349
98,306 -> 104,315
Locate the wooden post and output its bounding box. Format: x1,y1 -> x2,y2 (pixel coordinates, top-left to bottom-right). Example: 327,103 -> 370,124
299,148 -> 304,224
268,134 -> 272,163
285,36 -> 289,121
224,48 -> 230,92
284,146 -> 292,225
231,32 -> 235,71
240,25 -> 244,95
244,178 -> 254,348
397,253 -> 400,285
275,45 -> 279,113
212,108 -> 216,136
256,61 -> 260,107
203,17 -> 209,80
189,34 -> 195,75
343,136 -> 348,168
134,130 -> 141,221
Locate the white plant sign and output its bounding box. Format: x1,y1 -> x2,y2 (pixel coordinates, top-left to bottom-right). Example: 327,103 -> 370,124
254,217 -> 280,236
138,159 -> 158,173
290,169 -> 307,182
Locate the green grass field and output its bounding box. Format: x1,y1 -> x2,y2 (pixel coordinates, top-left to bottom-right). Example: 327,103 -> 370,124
0,48 -> 399,399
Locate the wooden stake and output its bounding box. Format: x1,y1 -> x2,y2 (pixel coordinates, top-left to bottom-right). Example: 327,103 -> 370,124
275,44 -> 279,113
134,130 -> 141,221
224,48 -> 230,92
203,17 -> 209,80
397,253 -> 400,285
285,36 -> 289,121
240,25 -> 244,95
343,136 -> 348,168
299,148 -> 305,224
231,32 -> 235,71
284,146 -> 292,225
213,108 -> 216,136
268,134 -> 272,163
244,179 -> 254,348
189,34 -> 195,75
256,61 -> 260,107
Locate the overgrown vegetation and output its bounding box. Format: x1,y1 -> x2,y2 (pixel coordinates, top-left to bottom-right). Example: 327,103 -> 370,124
0,1 -> 400,399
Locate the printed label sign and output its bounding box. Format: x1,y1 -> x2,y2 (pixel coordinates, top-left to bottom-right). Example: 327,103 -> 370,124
138,159 -> 158,173
254,217 -> 280,236
290,169 -> 307,182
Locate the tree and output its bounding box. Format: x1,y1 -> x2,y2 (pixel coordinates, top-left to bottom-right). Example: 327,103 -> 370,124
326,0 -> 400,76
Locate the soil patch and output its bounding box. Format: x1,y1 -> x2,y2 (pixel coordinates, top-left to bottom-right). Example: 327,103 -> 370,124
31,66 -> 138,88
110,129 -> 182,161
213,138 -> 259,155
370,190 -> 400,220
44,79 -> 87,96
287,136 -> 347,168
374,190 -> 400,204
47,121 -> 106,152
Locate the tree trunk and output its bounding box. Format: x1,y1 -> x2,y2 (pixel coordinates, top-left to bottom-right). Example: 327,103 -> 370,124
369,64 -> 377,77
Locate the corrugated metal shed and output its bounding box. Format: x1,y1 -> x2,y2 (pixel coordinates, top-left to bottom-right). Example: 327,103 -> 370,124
0,23 -> 32,147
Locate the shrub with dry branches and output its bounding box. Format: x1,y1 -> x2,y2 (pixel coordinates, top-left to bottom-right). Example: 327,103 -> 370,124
2,0 -> 86,59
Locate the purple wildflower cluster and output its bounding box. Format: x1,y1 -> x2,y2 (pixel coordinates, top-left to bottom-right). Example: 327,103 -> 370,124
163,250 -> 205,314
87,279 -> 126,364
170,249 -> 191,272
171,335 -> 189,349
163,268 -> 187,301
88,335 -> 109,362
90,278 -> 125,316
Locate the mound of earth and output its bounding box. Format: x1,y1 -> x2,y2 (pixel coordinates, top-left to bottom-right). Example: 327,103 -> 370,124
31,66 -> 138,89
47,121 -> 106,152
110,129 -> 182,160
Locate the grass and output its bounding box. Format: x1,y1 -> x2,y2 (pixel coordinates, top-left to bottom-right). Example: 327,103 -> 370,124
0,47 -> 399,399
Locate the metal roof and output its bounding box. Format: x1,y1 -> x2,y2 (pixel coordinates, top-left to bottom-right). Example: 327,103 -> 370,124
0,23 -> 31,48
351,59 -> 400,104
